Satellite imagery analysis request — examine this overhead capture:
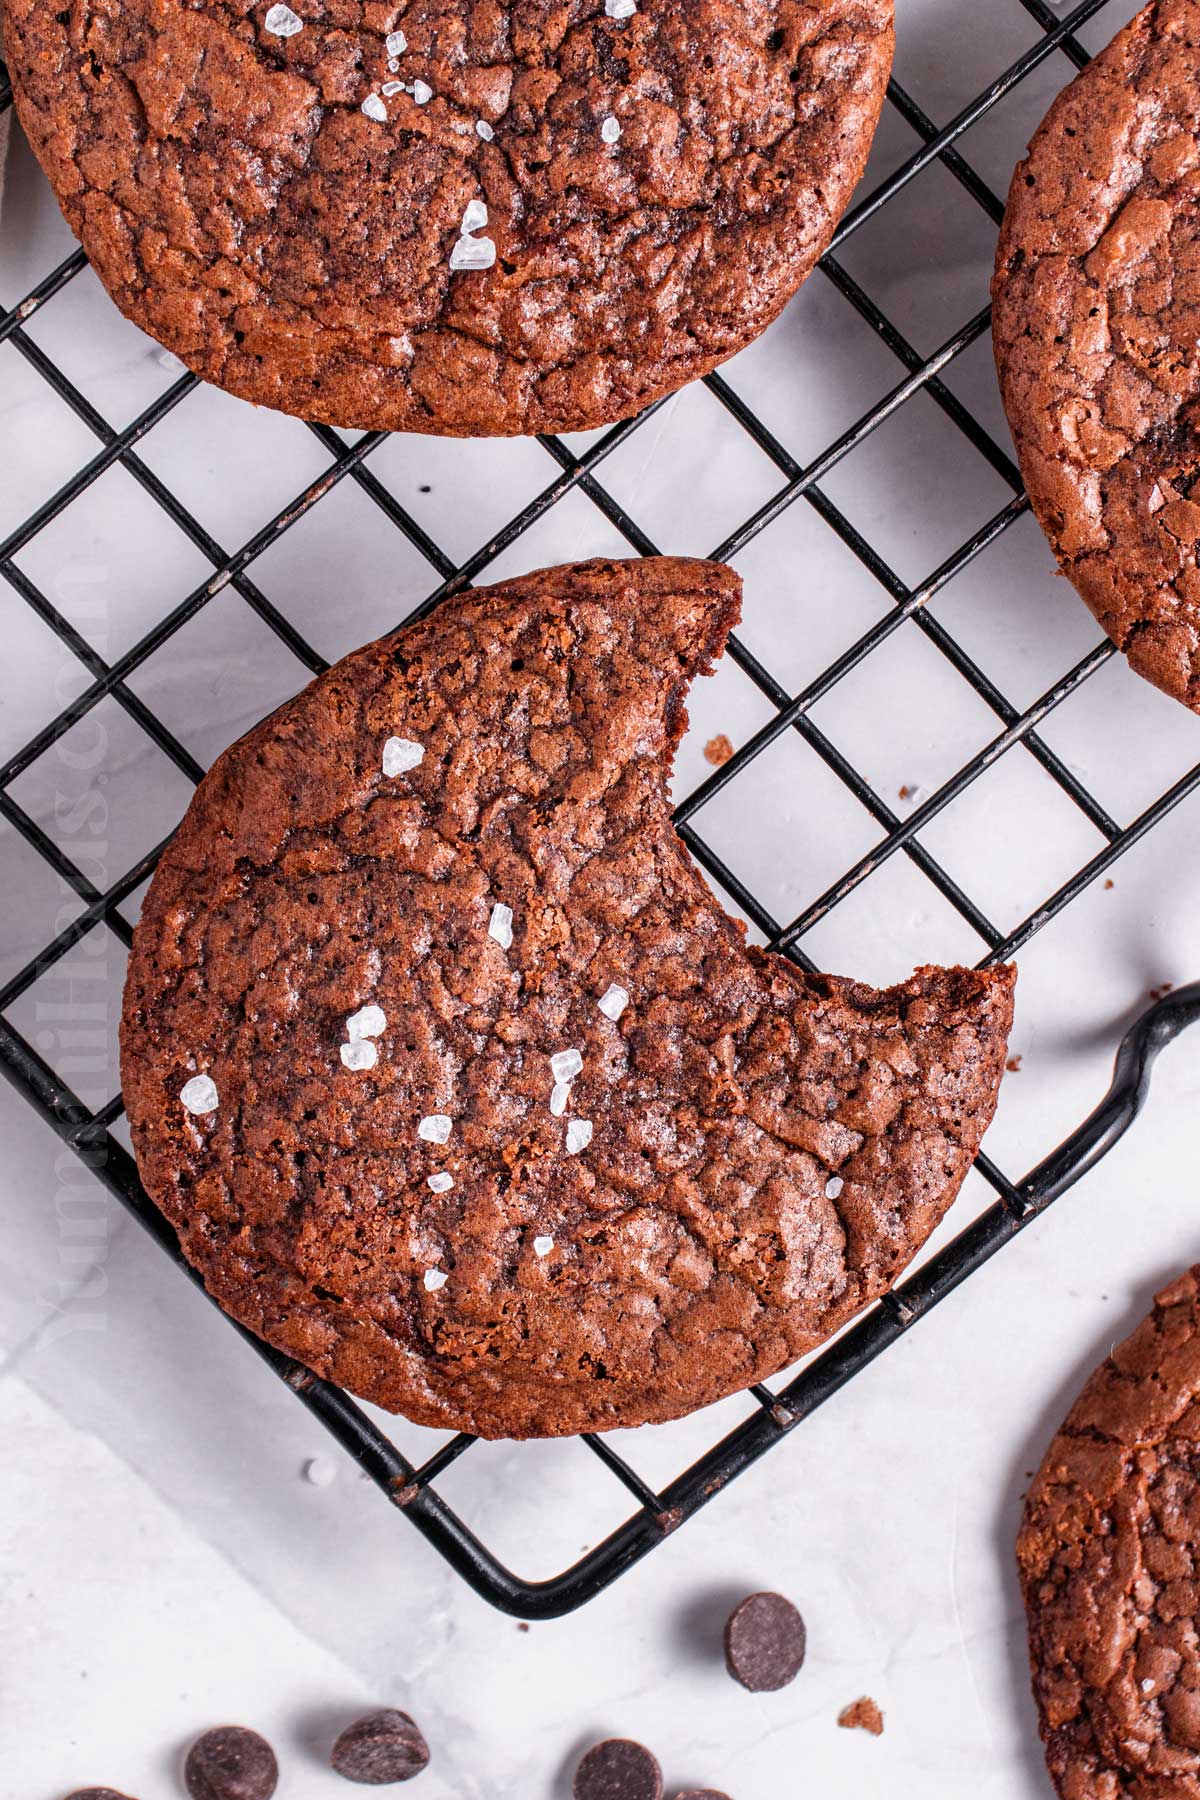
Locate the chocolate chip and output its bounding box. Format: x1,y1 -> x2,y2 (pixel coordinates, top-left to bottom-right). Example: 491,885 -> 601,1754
184,1726 -> 279,1800
330,1710 -> 430,1783
573,1739 -> 663,1800
724,1591 -> 807,1692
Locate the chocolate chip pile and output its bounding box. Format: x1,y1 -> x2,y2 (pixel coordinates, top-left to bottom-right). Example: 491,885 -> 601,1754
66,1585 -> 886,1794
65,1709 -> 431,1798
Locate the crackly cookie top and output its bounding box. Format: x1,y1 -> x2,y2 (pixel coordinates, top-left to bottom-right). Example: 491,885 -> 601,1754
994,0 -> 1200,712
1018,1268 -> 1200,1799
6,0 -> 893,436
120,556 -> 1013,1438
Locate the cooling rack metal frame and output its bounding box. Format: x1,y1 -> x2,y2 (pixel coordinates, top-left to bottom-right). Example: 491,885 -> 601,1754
2,0 -> 1199,1617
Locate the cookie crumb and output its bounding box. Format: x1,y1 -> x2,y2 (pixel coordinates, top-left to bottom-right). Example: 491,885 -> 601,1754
704,733 -> 734,767
1104,878 -> 1115,890
1149,982 -> 1175,1002
1006,1054 -> 1023,1073
838,1697 -> 884,1735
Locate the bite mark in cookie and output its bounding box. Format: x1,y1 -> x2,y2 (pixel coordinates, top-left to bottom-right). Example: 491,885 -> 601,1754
120,557 -> 1014,1439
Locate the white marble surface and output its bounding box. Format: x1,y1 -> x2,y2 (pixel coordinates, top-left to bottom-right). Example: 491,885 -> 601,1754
4,2 -> 1200,1796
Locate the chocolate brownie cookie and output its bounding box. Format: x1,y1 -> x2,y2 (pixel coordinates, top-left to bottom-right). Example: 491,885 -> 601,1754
120,556 -> 1014,1438
1018,1268 -> 1200,1799
6,0 -> 893,438
994,0 -> 1200,711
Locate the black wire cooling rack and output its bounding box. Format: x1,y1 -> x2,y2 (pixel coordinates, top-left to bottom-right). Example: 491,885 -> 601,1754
4,0 -> 1200,1616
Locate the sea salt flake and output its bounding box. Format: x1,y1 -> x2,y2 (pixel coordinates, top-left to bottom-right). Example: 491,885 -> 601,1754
550,1048 -> 583,1084
302,1455 -> 336,1487
382,79 -> 404,95
382,735 -> 424,775
418,1113 -> 452,1144
566,1118 -> 593,1156
427,1171 -> 454,1193
476,119 -> 494,140
264,2 -> 303,35
385,28 -> 407,55
180,1073 -> 219,1115
387,57 -> 400,71
601,115 -> 622,144
533,1235 -> 554,1258
605,0 -> 637,17
449,235 -> 496,272
597,983 -> 629,1021
1142,1678 -> 1155,1694
826,1175 -> 844,1200
488,902 -> 513,948
341,1039 -> 378,1071
461,198 -> 488,235
412,78 -> 433,104
361,92 -> 388,122
346,1004 -> 386,1040
423,1268 -> 448,1291
550,1082 -> 571,1117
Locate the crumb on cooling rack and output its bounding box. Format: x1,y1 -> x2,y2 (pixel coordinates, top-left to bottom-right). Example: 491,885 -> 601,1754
1005,1054 -> 1022,1073
704,733 -> 734,766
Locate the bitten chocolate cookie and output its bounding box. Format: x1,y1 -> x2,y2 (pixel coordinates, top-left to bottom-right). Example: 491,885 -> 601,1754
993,0 -> 1200,711
6,0 -> 893,438
1018,1268 -> 1200,1799
121,556 -> 1014,1439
